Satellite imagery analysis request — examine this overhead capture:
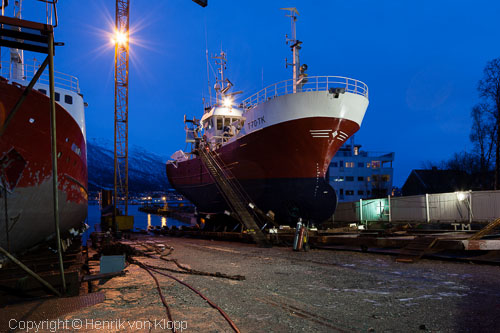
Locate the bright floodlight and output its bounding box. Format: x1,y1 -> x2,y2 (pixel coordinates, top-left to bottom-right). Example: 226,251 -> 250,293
223,97 -> 233,108
112,29 -> 128,46
456,191 -> 467,202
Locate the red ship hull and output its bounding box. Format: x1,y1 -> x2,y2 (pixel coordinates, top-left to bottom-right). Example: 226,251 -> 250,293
167,116 -> 359,224
0,78 -> 87,253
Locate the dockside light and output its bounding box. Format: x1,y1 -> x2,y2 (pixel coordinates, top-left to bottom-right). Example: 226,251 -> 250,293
111,29 -> 128,47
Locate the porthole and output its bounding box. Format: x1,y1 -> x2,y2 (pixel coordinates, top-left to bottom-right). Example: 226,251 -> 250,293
29,118 -> 35,123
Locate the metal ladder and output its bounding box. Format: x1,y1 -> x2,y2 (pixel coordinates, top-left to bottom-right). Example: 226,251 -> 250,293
198,146 -> 272,247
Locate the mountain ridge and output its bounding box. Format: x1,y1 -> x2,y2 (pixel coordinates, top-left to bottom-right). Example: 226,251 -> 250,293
87,138 -> 170,192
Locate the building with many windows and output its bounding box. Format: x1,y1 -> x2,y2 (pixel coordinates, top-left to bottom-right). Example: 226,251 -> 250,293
327,137 -> 395,202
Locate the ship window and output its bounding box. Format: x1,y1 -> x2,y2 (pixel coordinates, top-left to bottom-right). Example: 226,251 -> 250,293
332,162 -> 338,167
346,176 -> 354,181
372,161 -> 381,169
38,88 -> 47,95
366,163 -> 371,168
346,190 -> 354,195
339,189 -> 344,195
216,117 -> 223,130
358,190 -> 364,195
224,118 -> 231,127
358,176 -> 364,181
358,162 -> 364,168
65,95 -> 73,104
55,92 -> 60,102
382,175 -> 390,182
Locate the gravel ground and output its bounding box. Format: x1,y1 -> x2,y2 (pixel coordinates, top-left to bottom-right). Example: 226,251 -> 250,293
61,236 -> 500,332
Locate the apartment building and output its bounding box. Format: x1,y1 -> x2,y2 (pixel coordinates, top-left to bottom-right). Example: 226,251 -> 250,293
327,137 -> 395,202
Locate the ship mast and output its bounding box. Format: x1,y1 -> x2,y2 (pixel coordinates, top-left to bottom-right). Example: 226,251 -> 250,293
10,0 -> 24,80
282,7 -> 301,93
212,51 -> 233,106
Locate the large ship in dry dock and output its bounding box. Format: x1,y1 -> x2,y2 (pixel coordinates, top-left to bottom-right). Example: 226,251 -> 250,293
0,2 -> 88,254
167,8 -> 369,225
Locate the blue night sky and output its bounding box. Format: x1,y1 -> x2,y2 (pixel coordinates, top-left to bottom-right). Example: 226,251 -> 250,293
14,0 -> 500,186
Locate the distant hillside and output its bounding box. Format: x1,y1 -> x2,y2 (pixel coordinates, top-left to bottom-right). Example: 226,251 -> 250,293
87,138 -> 170,192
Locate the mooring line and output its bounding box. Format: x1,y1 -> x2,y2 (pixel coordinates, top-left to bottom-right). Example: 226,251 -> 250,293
128,258 -> 176,333
147,266 -> 241,333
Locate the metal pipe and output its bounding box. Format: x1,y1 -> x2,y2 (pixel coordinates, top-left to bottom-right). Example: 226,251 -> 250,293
3,181 -> 9,251
387,195 -> 391,223
425,193 -> 430,223
359,199 -> 363,223
468,190 -> 473,224
48,32 -> 66,294
0,246 -> 61,297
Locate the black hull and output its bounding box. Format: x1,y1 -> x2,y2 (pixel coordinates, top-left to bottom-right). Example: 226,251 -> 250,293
174,177 -> 337,225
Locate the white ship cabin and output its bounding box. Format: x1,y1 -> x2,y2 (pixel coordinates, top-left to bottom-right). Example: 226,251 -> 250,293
200,104 -> 245,147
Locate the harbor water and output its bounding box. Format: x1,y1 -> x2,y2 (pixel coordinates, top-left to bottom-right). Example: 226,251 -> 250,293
83,203 -> 192,244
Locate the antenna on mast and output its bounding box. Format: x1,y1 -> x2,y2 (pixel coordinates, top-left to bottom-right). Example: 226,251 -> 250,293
281,7 -> 307,93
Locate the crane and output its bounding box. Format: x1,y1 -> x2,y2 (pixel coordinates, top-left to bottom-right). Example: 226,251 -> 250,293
112,0 -> 207,223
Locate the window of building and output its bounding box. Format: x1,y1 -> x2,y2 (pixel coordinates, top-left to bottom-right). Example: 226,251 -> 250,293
358,162 -> 364,168
366,162 -> 371,168
345,162 -> 354,168
372,161 -> 381,169
332,162 -> 338,167
345,176 -> 354,181
358,176 -> 364,181
346,190 -> 354,195
358,190 -> 364,195
54,92 -> 60,102
65,95 -> 73,104
38,88 -> 47,95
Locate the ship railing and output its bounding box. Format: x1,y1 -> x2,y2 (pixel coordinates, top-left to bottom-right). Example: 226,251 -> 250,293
241,75 -> 368,110
0,60 -> 80,93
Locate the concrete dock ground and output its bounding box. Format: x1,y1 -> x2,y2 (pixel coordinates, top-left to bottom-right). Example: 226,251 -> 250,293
58,236 -> 500,332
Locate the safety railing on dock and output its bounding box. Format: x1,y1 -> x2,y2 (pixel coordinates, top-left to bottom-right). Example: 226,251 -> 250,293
242,76 -> 368,110
0,60 -> 80,93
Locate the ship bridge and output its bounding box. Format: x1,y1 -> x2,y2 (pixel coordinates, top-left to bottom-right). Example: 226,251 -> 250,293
200,105 -> 245,148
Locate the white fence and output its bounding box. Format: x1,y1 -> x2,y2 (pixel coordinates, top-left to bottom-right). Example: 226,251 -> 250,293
0,60 -> 80,93
333,190 -> 500,224
241,76 -> 369,110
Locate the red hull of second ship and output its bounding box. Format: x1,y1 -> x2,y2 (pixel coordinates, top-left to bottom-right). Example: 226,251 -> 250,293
167,116 -> 359,224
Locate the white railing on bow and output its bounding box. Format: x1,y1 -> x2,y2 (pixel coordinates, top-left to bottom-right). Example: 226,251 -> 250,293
0,60 -> 80,93
241,76 -> 368,110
